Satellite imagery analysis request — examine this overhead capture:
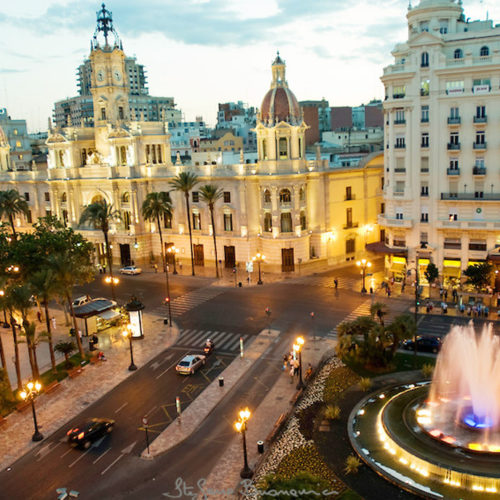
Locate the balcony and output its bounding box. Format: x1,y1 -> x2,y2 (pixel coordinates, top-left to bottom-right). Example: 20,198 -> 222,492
472,166 -> 487,175
394,119 -> 406,125
473,142 -> 487,150
441,192 -> 500,201
392,94 -> 406,99
446,168 -> 460,175
343,222 -> 359,229
447,143 -> 461,150
420,167 -> 429,173
473,116 -> 487,124
394,144 -> 406,149
447,117 -> 461,125
394,168 -> 406,173
378,215 -> 413,228
421,117 -> 429,123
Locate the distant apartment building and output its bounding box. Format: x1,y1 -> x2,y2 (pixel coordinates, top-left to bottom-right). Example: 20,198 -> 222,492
199,131 -> 243,153
216,102 -> 257,151
299,99 -> 330,146
0,108 -> 32,170
169,119 -> 210,158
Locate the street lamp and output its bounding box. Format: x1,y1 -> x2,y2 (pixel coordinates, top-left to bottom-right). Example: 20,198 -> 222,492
356,259 -> 372,294
0,290 -> 9,327
104,275 -> 119,302
293,336 -> 305,390
234,407 -> 253,479
20,381 -> 43,442
252,253 -> 265,285
122,325 -> 137,371
167,245 -> 179,275
162,252 -> 172,327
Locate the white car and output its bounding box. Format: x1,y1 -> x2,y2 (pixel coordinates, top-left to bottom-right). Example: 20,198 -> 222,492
120,266 -> 142,275
175,354 -> 206,375
72,295 -> 91,308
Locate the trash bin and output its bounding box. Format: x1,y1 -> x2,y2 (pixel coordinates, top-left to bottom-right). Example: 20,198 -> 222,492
238,282 -> 242,288
219,377 -> 224,387
257,440 -> 264,454
164,318 -> 169,325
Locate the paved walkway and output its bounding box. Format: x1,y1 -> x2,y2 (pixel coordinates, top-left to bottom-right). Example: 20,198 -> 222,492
0,313 -> 180,472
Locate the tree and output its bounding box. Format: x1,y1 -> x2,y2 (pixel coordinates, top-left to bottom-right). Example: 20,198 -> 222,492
258,472 -> 331,500
0,189 -> 28,238
169,172 -> 199,275
141,191 -> 173,289
386,313 -> 415,356
79,198 -> 119,286
370,301 -> 388,326
199,184 -> 224,278
464,262 -> 493,292
0,368 -> 14,411
55,341 -> 76,369
424,262 -> 439,297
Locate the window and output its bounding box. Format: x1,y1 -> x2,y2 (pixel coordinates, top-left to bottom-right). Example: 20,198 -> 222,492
61,192 -> 67,203
439,19 -> 448,34
421,133 -> 429,148
264,212 -> 272,232
346,208 -> 353,228
450,106 -> 459,119
263,189 -> 271,204
123,211 -> 131,231
420,79 -> 430,96
26,210 -> 32,224
395,136 -> 405,148
224,213 -> 233,231
24,192 -> 29,201
15,141 -> 21,148
223,191 -> 231,203
279,189 -> 291,204
454,48 -> 463,59
45,210 -> 52,217
300,211 -> 307,230
469,240 -> 487,251
421,184 -> 429,196
393,238 -> 406,247
13,129 -> 18,135
421,52 -> 429,67
395,212 -> 403,220
262,139 -> 267,159
101,108 -> 106,120
192,212 -> 201,230
280,212 -> 292,233
395,109 -> 405,124
473,78 -> 491,93
192,191 -> 199,203
278,137 -> 288,159
44,192 -> 50,202
164,213 -> 172,229
444,238 -> 461,249
446,80 -> 464,94
449,158 -> 459,170
475,157 -> 485,168
420,21 -> 429,32
118,106 -> 124,120
480,46 -> 489,57
449,131 -> 459,145
122,192 -> 130,203
345,186 -> 352,201
448,212 -> 458,221
421,212 -> 429,222
421,157 -> 429,173
380,202 -> 385,214
346,238 -> 355,254
395,181 -> 405,194
421,105 -> 429,122
475,130 -> 485,144
393,85 -> 406,99
420,232 -> 428,244
299,187 -> 306,202
476,105 -> 486,118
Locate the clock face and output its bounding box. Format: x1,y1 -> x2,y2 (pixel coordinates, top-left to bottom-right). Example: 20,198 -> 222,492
97,70 -> 104,82
114,70 -> 121,82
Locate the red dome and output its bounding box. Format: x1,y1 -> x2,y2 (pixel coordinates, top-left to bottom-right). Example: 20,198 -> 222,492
260,87 -> 301,124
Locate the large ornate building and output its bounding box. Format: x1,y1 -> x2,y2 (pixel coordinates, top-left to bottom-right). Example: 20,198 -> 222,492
380,0 -> 500,287
0,5 -> 383,274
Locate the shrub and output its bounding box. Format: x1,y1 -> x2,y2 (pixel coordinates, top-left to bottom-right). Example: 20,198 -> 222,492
359,377 -> 372,392
297,401 -> 323,440
344,454 -> 362,475
258,471 -> 334,500
324,404 -> 341,420
323,367 -> 360,403
421,363 -> 434,379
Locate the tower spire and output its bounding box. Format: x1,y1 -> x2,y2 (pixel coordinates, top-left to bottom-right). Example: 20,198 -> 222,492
92,3 -> 120,50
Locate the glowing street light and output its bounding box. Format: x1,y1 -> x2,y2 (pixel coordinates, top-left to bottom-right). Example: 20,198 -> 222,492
357,259 -> 372,294
252,253 -> 265,285
167,245 -> 180,275
293,336 -> 305,390
234,407 -> 253,478
104,275 -> 119,301
20,380 -> 43,442
122,324 -> 137,371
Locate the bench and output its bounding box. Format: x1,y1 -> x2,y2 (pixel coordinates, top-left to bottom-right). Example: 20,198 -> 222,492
44,381 -> 61,394
16,400 -> 31,413
90,355 -> 101,365
68,367 -> 84,379
266,413 -> 286,444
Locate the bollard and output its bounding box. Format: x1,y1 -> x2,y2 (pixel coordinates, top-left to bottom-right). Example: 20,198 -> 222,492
219,377 -> 224,387
238,282 -> 242,288
163,318 -> 169,325
257,440 -> 264,454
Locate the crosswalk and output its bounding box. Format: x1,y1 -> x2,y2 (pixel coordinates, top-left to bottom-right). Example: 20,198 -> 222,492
175,328 -> 250,354
151,287 -> 226,317
290,275 -> 360,290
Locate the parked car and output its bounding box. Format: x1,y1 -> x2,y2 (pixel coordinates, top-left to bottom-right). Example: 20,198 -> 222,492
66,418 -> 115,449
120,266 -> 142,275
72,295 -> 91,308
402,335 -> 442,354
176,354 -> 206,375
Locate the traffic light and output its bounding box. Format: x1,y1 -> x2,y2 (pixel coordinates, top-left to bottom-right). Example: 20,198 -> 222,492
165,297 -> 170,303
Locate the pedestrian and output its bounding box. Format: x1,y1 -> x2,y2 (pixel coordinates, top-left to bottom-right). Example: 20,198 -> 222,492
401,281 -> 405,292
37,311 -> 42,323
444,290 -> 448,300
485,306 -> 489,317
283,354 -> 288,371
370,287 -> 374,295
305,363 -> 313,380
293,359 -> 299,376
289,365 -> 294,384
439,288 -> 443,299
154,263 -> 158,273
334,278 -> 338,289
51,316 -> 56,330
387,287 -> 391,297
460,303 -> 465,314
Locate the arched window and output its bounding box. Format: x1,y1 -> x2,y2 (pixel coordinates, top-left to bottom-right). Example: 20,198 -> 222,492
279,189 -> 292,204
262,139 -> 267,159
480,46 -> 489,57
264,189 -> 271,204
123,210 -> 131,230
264,213 -> 272,232
299,187 -> 306,202
280,213 -> 292,233
58,150 -> 64,167
119,146 -> 127,165
454,48 -> 463,59
421,52 -> 429,67
91,194 -> 104,204
122,192 -> 130,203
300,211 -> 307,230
61,192 -> 67,203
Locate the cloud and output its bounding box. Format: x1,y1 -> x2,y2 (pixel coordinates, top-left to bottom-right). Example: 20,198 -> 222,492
0,68 -> 27,74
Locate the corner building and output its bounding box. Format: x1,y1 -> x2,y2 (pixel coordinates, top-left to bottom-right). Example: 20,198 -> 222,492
381,0 -> 500,286
0,6 -> 383,274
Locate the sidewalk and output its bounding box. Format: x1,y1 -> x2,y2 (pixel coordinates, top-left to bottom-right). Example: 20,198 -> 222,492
0,313 -> 180,471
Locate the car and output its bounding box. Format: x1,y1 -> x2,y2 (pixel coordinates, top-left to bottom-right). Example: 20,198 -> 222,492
67,418 -> 115,449
402,335 -> 442,354
176,354 -> 206,375
120,266 -> 142,275
72,295 -> 91,308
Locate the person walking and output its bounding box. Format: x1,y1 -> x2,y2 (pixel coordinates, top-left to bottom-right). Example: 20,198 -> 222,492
334,278 -> 338,289
51,316 -> 57,330
293,359 -> 299,377
289,364 -> 294,384
283,354 -> 288,371
37,311 -> 42,323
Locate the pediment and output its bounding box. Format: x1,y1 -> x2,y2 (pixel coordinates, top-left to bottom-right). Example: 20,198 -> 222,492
46,133 -> 68,144
108,127 -> 131,139
409,31 -> 444,47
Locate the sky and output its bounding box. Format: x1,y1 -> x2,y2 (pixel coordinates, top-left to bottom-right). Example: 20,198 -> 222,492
0,0 -> 499,132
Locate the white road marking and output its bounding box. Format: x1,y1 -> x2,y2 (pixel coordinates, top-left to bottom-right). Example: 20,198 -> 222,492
93,448 -> 111,464
114,402 -> 128,414
68,447 -> 92,468
120,441 -> 137,454
144,406 -> 156,418
100,454 -> 123,475
155,360 -> 178,380
60,448 -> 73,458
36,441 -> 62,461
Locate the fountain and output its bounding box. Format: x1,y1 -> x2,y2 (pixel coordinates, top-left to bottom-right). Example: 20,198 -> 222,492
348,322 -> 500,498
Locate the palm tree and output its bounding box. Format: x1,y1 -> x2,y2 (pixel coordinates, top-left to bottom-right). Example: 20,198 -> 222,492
0,189 -> 29,238
370,301 -> 388,326
29,268 -> 61,373
199,185 -> 224,278
169,172 -> 199,276
79,198 -> 120,297
55,340 -> 76,369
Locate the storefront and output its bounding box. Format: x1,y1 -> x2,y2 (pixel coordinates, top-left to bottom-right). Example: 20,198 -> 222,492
442,259 -> 461,286
389,256 -> 407,281
417,258 -> 430,284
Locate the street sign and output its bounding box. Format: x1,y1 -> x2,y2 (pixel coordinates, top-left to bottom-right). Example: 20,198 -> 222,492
142,417 -> 148,426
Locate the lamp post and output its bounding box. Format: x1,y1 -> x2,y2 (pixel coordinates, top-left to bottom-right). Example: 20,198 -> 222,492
167,245 -> 179,275
20,381 -> 43,442
104,275 -> 119,302
163,253 -> 172,327
252,253 -> 265,285
0,290 -> 9,327
234,408 -> 253,479
356,259 -> 372,294
122,325 -> 137,371
413,254 -> 421,368
293,336 -> 305,390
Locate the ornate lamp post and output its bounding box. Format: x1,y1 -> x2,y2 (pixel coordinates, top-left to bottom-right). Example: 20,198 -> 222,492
293,336 -> 305,390
104,275 -> 119,302
122,325 -> 137,371
167,245 -> 179,275
20,381 -> 43,442
252,253 -> 265,285
356,259 -> 372,294
234,408 -> 253,479
125,296 -> 145,339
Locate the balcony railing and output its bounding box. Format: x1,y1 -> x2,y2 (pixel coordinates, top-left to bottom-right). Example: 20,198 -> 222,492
344,194 -> 356,201
394,168 -> 406,173
447,143 -> 461,150
394,119 -> 406,125
473,142 -> 487,150
447,117 -> 461,124
473,166 -> 486,175
441,192 -> 500,201
446,168 -> 460,175
421,117 -> 429,123
394,144 -> 406,149
473,116 -> 487,123
343,222 -> 359,229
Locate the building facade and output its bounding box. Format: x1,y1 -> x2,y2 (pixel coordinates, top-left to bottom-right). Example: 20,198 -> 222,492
380,0 -> 500,286
0,108 -> 32,171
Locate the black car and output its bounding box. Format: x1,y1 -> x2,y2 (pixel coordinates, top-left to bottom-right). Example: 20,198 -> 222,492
67,418 -> 115,449
402,335 -> 442,354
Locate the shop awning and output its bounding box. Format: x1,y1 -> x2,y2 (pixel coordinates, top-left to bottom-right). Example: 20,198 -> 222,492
365,241 -> 407,255
74,299 -> 117,319
97,309 -> 121,321
443,267 -> 461,277
488,253 -> 500,263
390,263 -> 406,274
